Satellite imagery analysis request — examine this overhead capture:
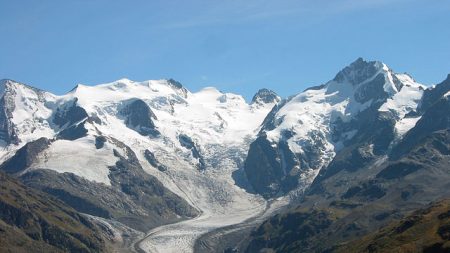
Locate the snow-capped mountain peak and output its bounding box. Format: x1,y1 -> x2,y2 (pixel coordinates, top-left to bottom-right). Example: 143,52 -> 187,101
332,57 -> 384,85
244,58 -> 425,198
328,58 -> 407,103
251,88 -> 281,105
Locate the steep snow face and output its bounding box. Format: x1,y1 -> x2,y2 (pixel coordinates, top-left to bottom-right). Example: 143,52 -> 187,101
265,59 -> 399,158
0,80 -> 57,147
247,58 -> 425,197
379,73 -> 425,137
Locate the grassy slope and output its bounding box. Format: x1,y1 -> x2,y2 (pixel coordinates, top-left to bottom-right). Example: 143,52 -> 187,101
337,199 -> 450,253
0,171 -> 106,253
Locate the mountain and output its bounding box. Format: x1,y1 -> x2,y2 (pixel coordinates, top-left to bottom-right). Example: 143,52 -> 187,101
0,171 -> 108,253
0,77 -> 279,251
251,89 -> 281,106
242,65 -> 450,252
244,58 -> 424,198
2,58 -> 450,253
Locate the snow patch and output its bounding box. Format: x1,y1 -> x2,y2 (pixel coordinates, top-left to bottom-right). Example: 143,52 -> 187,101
30,137 -> 117,185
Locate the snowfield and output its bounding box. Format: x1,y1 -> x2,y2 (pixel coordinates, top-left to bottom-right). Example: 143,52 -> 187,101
29,137 -> 118,186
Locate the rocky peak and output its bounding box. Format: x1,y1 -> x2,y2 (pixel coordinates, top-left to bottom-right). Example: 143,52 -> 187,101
119,99 -> 159,137
1,79 -> 21,98
333,57 -> 384,85
419,73 -> 450,113
329,58 -> 404,104
251,88 -> 280,105
0,79 -> 47,97
166,78 -> 189,98
0,79 -> 8,94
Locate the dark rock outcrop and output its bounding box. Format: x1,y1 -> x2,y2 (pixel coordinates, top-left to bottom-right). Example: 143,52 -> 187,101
167,79 -> 189,98
244,135 -> 299,198
251,89 -> 280,105
0,96 -> 19,145
120,99 -> 160,137
419,74 -> 450,113
53,98 -> 88,128
95,136 -> 107,149
53,99 -> 90,140
392,96 -> 450,159
0,137 -> 52,174
144,149 -> 167,171
0,80 -> 20,145
179,134 -> 206,170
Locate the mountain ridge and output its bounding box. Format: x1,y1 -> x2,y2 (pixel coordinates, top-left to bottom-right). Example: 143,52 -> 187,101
2,58 -> 450,253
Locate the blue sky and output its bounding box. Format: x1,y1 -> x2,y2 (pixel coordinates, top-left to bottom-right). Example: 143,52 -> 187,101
1,0 -> 449,100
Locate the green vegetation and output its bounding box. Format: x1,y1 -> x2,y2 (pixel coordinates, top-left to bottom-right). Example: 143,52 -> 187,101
0,172 -> 106,253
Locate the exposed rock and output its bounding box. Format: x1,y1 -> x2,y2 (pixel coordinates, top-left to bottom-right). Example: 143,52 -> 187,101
167,79 -> 189,98
419,74 -> 450,113
251,89 -> 280,105
178,134 -> 206,170
57,120 -> 88,140
392,96 -> 450,159
144,149 -> 167,171
95,136 -> 107,149
120,99 -> 160,137
336,199 -> 450,253
0,171 -> 107,253
245,209 -> 337,253
244,135 -> 299,198
0,137 -> 52,174
0,97 -> 19,145
53,98 -> 88,128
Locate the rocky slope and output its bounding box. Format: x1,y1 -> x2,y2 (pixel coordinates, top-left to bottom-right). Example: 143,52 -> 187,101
337,199 -> 450,253
0,171 -> 107,253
